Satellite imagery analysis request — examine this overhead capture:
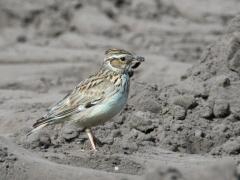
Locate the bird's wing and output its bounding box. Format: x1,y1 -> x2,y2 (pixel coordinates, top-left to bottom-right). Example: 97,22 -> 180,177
33,74 -> 117,128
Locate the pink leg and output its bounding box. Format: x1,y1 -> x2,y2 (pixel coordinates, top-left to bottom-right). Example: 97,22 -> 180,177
86,128 -> 97,151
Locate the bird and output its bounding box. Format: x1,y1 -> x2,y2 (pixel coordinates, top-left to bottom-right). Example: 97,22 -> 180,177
27,48 -> 145,151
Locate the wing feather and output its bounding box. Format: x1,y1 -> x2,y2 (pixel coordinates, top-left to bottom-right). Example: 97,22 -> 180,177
32,74 -> 116,128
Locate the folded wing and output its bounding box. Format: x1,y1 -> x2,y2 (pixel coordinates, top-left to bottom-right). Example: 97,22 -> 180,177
31,74 -> 116,130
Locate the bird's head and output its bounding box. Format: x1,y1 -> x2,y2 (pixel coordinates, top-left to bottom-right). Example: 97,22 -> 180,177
103,48 -> 144,74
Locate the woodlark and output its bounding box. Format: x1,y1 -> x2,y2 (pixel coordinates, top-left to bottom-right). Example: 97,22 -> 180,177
27,48 -> 144,150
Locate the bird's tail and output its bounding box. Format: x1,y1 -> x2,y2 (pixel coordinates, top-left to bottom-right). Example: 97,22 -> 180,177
26,117 -> 50,137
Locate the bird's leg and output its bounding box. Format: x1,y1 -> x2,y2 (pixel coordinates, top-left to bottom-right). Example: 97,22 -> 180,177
86,128 -> 97,151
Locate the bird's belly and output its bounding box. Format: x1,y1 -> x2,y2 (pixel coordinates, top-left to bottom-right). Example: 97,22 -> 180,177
75,91 -> 128,127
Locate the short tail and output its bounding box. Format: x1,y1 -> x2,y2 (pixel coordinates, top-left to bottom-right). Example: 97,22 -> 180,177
26,117 -> 50,137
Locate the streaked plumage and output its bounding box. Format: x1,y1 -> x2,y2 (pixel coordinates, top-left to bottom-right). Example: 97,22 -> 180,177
28,48 -> 144,150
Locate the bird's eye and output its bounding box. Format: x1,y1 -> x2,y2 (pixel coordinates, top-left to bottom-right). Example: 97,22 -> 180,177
120,57 -> 125,61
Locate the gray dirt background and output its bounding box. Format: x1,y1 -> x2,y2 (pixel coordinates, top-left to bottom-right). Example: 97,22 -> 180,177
0,0 -> 240,180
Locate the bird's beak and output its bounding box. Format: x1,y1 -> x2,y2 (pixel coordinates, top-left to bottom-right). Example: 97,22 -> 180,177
131,56 -> 145,69
134,56 -> 145,62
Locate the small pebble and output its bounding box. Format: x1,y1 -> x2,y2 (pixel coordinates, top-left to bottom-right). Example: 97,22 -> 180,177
215,75 -> 231,87
173,105 -> 186,120
213,100 -> 230,118
195,130 -> 204,138
39,134 -> 51,147
112,129 -> 122,138
61,126 -> 79,141
173,95 -> 197,110
229,51 -> 240,74
140,99 -> 161,113
200,105 -> 213,118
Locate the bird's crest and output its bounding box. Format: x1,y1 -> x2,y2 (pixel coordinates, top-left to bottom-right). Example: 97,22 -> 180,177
105,48 -> 133,56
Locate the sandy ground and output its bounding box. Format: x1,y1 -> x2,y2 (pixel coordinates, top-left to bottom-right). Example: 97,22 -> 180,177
1,0 -> 240,180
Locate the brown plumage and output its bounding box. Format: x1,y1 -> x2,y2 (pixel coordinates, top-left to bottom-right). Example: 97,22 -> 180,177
27,48 -> 145,150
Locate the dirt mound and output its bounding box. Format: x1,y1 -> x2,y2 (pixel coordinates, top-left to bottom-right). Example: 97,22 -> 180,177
132,15 -> 240,155
153,15 -> 240,155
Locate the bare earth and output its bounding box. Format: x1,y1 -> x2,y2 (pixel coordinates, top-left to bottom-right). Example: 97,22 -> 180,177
0,0 -> 240,180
